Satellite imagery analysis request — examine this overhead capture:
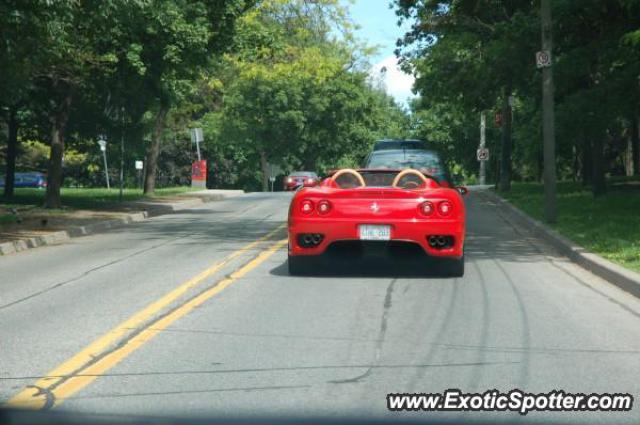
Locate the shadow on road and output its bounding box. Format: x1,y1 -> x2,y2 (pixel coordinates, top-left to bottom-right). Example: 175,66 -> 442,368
270,255 -> 458,279
99,214 -> 285,246
462,191 -> 558,263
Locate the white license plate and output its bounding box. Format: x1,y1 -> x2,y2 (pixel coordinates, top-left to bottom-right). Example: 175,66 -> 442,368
358,224 -> 391,241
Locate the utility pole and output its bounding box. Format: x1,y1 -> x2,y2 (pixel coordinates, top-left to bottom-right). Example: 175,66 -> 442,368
540,0 -> 557,223
479,112 -> 487,185
119,107 -> 125,202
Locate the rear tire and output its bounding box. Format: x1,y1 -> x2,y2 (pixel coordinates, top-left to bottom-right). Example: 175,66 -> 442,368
288,254 -> 314,276
443,255 -> 465,277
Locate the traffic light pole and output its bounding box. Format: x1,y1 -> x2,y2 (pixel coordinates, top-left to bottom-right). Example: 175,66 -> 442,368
541,0 -> 557,223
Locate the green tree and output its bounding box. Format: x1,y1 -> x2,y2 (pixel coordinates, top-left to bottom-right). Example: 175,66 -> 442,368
395,0 -> 640,197
207,0 -> 408,190
0,2 -> 53,198
131,0 -> 254,194
20,1 -> 137,207
395,0 -> 538,191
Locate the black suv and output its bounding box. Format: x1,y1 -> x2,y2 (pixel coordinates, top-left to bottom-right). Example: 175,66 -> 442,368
363,140 -> 453,186
373,139 -> 429,151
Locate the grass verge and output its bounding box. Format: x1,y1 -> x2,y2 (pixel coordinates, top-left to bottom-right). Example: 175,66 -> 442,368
498,181 -> 640,273
1,187 -> 197,209
0,187 -> 197,228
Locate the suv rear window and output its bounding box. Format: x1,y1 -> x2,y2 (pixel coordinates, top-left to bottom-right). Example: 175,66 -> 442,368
373,140 -> 428,151
364,149 -> 450,183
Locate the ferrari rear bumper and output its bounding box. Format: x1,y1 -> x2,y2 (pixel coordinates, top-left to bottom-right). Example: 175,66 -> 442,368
288,217 -> 464,259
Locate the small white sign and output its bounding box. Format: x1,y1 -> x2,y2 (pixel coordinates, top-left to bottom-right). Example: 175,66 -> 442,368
536,51 -> 552,68
190,128 -> 204,144
477,148 -> 490,161
135,160 -> 144,170
97,139 -> 107,152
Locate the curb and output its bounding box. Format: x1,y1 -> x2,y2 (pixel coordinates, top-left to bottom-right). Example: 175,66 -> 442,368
0,192 -> 240,256
479,189 -> 640,299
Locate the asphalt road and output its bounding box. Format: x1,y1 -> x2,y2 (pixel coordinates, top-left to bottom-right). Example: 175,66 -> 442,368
1,190 -> 639,424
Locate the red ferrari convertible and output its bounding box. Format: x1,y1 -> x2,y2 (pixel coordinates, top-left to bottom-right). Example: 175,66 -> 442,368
287,168 -> 467,276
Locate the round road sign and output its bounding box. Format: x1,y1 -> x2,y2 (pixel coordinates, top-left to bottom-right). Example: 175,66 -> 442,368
477,148 -> 490,161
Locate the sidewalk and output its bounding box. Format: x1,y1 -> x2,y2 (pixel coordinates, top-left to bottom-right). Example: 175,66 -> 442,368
0,189 -> 243,255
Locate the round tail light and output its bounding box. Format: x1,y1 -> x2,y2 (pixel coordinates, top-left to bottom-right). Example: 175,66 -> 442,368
438,201 -> 453,216
419,201 -> 435,216
317,200 -> 331,214
300,200 -> 314,214
286,177 -> 294,183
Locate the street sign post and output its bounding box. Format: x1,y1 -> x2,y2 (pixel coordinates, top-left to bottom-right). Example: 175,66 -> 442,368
190,128 -> 204,161
97,136 -> 110,190
135,160 -> 144,189
267,163 -> 281,192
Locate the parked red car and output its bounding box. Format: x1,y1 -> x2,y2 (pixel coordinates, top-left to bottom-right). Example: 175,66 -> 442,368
287,168 -> 467,276
283,171 -> 319,191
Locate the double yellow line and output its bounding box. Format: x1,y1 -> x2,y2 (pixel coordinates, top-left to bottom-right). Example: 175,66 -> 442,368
6,225 -> 288,410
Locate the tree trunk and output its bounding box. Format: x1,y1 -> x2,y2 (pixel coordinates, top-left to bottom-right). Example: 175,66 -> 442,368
143,105 -> 168,194
259,150 -> 269,192
572,144 -> 579,182
3,107 -> 18,199
44,95 -> 72,209
537,153 -> 543,183
498,92 -> 513,192
581,137 -> 592,186
632,114 -> 640,176
591,136 -> 606,196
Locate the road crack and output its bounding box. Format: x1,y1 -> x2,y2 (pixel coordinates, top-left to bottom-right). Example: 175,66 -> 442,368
330,278 -> 397,384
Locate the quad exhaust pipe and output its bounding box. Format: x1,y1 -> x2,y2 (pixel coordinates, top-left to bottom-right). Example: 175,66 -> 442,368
428,235 -> 454,249
298,233 -> 324,248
